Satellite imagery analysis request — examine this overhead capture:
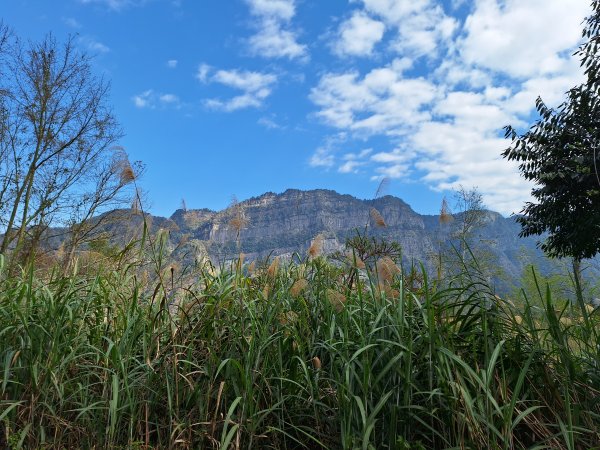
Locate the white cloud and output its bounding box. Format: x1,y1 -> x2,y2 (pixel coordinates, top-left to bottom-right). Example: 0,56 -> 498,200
371,149 -> 412,164
310,148 -> 335,168
132,90 -> 153,108
88,40 -> 110,53
337,149 -> 372,173
246,0 -> 296,20
196,64 -> 211,82
248,19 -> 307,60
333,11 -> 385,57
167,59 -> 178,68
310,59 -> 438,134
309,0 -> 591,215
212,69 -> 277,92
308,133 -> 347,168
132,90 -> 180,109
63,17 -> 82,29
245,0 -> 307,60
79,36 -> 110,53
357,0 -> 458,57
159,94 -> 179,104
459,0 -> 589,79
258,116 -> 285,129
200,67 -> 277,112
339,160 -> 362,173
79,0 -> 139,10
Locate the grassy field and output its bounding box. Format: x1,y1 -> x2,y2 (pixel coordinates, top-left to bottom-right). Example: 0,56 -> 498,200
0,246 -> 599,449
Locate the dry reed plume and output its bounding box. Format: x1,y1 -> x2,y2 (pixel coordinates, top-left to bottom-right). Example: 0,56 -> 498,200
267,256 -> 280,279
377,256 -> 401,298
311,356 -> 322,370
278,311 -> 298,326
370,207 -> 387,228
308,234 -> 324,258
290,278 -> 308,297
111,147 -> 136,186
345,250 -> 365,269
375,177 -> 390,198
327,288 -> 346,313
119,163 -> 136,185
439,197 -> 454,225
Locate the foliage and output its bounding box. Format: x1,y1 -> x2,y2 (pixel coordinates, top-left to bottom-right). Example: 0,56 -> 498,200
0,250 -> 599,449
503,3 -> 600,261
333,229 -> 403,268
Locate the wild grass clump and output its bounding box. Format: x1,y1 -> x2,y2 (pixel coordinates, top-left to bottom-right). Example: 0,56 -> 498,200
0,249 -> 599,449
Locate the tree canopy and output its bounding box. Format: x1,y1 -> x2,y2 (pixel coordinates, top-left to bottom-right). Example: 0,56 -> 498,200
503,1 -> 600,261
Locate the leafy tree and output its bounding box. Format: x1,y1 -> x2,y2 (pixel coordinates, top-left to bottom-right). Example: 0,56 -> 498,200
503,3 -> 600,262
503,2 -> 600,308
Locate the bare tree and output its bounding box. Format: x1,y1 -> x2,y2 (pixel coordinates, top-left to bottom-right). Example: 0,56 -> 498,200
59,148 -> 143,271
0,31 -> 134,266
453,185 -> 486,256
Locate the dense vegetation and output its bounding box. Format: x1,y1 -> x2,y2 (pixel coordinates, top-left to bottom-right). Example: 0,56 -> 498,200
1,240 -> 599,449
2,1 -> 600,447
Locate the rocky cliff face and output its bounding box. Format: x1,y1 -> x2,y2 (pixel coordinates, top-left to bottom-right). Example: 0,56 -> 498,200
53,188 -> 582,294
169,189 -> 438,265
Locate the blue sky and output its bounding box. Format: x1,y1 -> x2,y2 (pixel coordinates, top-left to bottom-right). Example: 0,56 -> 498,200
3,0 -> 592,217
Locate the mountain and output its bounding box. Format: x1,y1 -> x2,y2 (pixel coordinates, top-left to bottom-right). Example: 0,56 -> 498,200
44,188 -> 581,294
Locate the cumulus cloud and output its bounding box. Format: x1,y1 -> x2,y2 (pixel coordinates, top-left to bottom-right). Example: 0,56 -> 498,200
167,59 -> 178,68
198,65 -> 278,112
309,0 -> 590,215
310,58 -> 436,134
333,11 -> 385,57
246,0 -> 295,20
357,0 -> 458,57
245,0 -> 307,60
458,0 -> 589,79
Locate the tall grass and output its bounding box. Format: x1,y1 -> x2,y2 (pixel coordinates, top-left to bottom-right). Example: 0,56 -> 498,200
0,250 -> 599,449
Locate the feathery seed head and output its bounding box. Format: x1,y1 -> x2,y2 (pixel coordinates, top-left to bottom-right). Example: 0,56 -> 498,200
308,234 -> 324,258
267,256 -> 280,278
377,256 -> 400,284
312,356 -> 322,370
370,207 -> 387,228
327,288 -> 346,313
346,250 -> 365,269
290,278 -> 308,297
439,197 -> 454,225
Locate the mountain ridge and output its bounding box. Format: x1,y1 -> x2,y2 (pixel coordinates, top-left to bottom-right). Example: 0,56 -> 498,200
40,188 -> 578,294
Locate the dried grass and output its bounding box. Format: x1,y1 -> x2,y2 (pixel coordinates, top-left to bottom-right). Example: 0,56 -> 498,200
376,256 -> 401,298
377,256 -> 401,284
439,197 -> 454,225
327,288 -> 346,313
311,356 -> 322,370
370,208 -> 386,228
290,278 -> 308,297
308,234 -> 324,258
345,250 -> 365,269
267,257 -> 280,279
